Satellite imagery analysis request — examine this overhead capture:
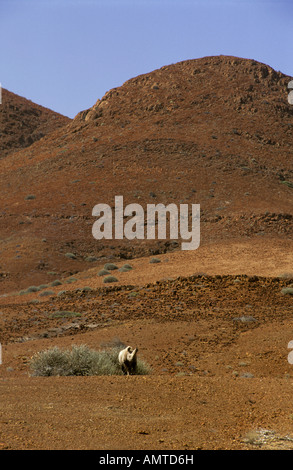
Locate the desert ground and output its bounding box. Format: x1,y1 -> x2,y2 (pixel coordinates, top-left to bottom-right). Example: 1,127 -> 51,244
1,236 -> 293,450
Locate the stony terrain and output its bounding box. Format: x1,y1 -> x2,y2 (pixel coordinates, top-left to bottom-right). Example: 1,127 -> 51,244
0,55 -> 293,450
0,88 -> 70,159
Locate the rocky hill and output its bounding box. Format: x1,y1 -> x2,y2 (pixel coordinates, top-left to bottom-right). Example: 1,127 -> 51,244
0,55 -> 292,292
0,88 -> 71,158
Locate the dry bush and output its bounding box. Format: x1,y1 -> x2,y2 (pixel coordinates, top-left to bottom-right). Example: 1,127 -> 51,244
30,344 -> 151,377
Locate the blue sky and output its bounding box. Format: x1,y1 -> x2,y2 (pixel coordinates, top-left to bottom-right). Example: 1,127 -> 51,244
1,0 -> 292,118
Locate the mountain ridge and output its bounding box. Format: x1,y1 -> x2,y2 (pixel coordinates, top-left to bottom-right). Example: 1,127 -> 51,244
0,87 -> 71,158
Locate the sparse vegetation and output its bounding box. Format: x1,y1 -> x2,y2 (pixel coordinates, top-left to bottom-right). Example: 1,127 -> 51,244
85,256 -> 98,262
122,263 -> 133,269
128,291 -> 139,298
119,267 -> 130,273
16,283 -> 59,296
38,290 -> 55,297
104,263 -> 118,271
50,280 -> 62,287
25,286 -> 40,293
30,344 -> 151,377
57,290 -> 67,297
49,310 -> 82,319
281,181 -> 293,189
17,286 -> 39,295
98,269 -> 110,276
103,275 -> 118,283
65,252 -> 77,260
30,346 -> 72,377
281,287 -> 293,295
77,286 -> 93,292
119,264 -> 133,272
65,277 -> 77,283
278,273 -> 293,280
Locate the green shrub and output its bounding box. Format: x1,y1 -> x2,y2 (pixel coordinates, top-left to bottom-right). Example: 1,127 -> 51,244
77,286 -> 93,292
70,345 -> 108,376
104,263 -> 118,271
30,346 -> 71,377
49,310 -> 82,319
50,280 -> 62,287
30,345 -> 151,377
103,275 -> 118,283
281,287 -> 293,295
64,277 -> 77,284
278,273 -> 293,279
57,290 -> 67,297
65,252 -> 76,260
119,264 -> 133,272
281,181 -> 293,189
38,290 -> 55,297
85,256 -> 98,262
98,269 -> 110,276
26,286 -> 40,293
128,291 -> 139,298
122,264 -> 133,270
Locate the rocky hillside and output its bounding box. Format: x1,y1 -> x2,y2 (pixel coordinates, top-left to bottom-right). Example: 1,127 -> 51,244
0,55 -> 292,292
0,88 -> 71,158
